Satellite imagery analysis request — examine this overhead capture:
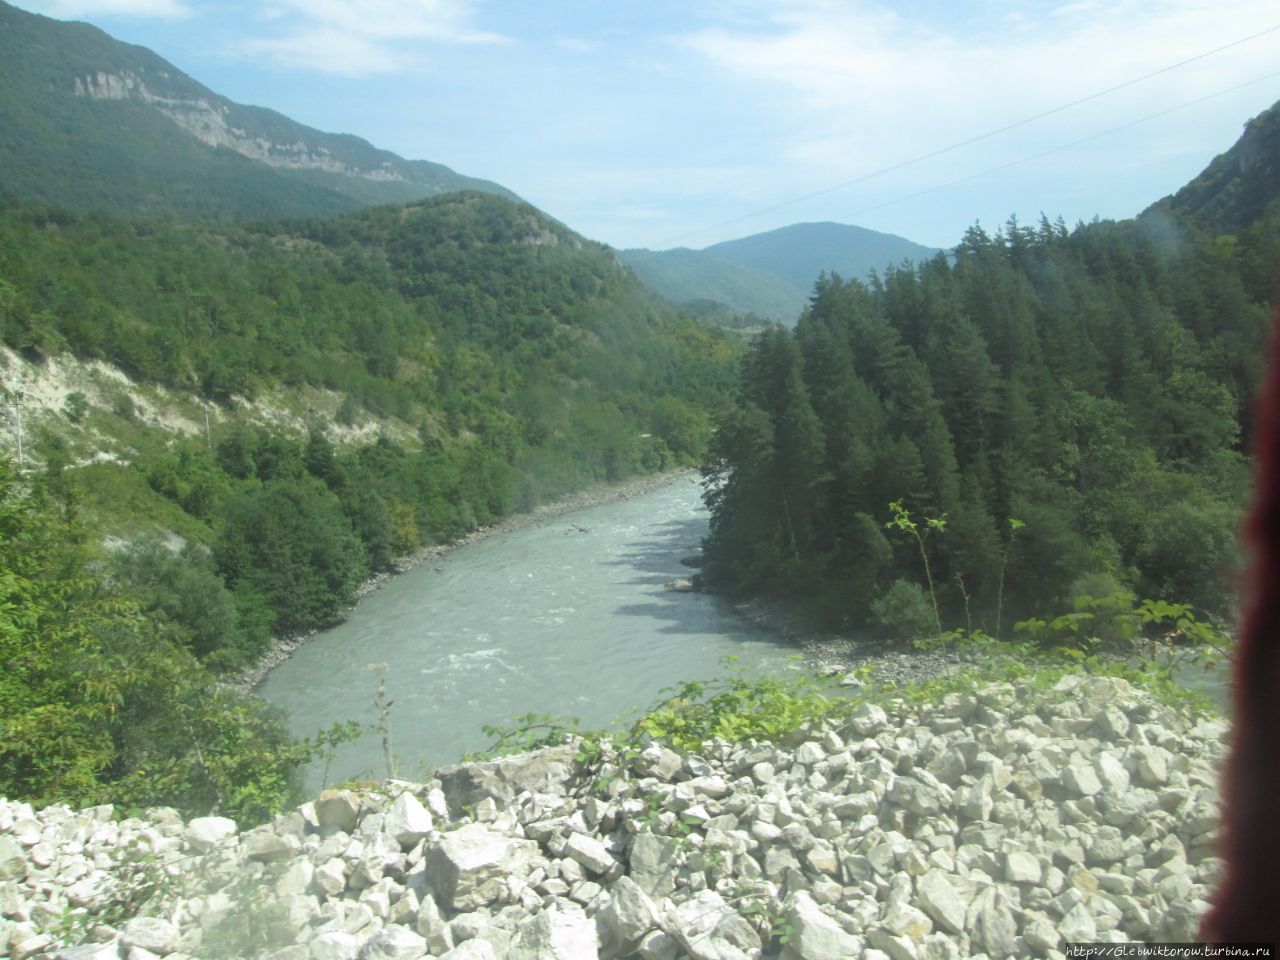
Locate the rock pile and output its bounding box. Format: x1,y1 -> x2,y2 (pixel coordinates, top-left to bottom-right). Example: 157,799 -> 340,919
0,674 -> 1226,960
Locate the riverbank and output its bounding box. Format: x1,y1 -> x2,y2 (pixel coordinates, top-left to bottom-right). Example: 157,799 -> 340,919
233,468 -> 702,690
726,594 -> 967,687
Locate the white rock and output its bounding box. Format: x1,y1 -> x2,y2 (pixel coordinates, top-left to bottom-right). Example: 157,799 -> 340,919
361,924 -> 428,960
427,823 -> 537,912
384,793 -> 433,849
1004,850 -> 1043,885
670,890 -> 762,960
564,832 -> 616,875
122,916 -> 179,955
183,817 -> 237,853
509,905 -> 598,960
915,870 -> 967,935
437,941 -> 497,960
310,930 -> 361,960
597,874 -> 659,950
786,890 -> 861,960
315,790 -> 363,832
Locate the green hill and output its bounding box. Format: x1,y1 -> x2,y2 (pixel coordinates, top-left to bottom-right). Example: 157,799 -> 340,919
621,222 -> 939,325
705,221 -> 940,292
0,0 -> 516,220
618,247 -> 809,324
1147,100 -> 1280,235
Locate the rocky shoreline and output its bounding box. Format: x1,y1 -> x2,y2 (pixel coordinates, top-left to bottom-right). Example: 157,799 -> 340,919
232,469 -> 703,690
1,673 -> 1225,959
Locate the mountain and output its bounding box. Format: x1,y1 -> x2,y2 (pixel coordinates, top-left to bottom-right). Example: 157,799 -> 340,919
0,0 -> 516,220
705,221 -> 940,292
1146,100 -> 1280,235
617,247 -> 809,324
621,222 -> 939,325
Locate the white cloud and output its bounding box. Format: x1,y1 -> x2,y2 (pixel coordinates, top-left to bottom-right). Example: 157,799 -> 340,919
240,0 -> 506,75
19,0 -> 190,18
676,0 -> 1280,179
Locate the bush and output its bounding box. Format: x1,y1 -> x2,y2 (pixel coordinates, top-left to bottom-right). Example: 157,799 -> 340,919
871,579 -> 936,645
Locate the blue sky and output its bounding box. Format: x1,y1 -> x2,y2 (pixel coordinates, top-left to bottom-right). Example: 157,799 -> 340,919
12,0 -> 1280,250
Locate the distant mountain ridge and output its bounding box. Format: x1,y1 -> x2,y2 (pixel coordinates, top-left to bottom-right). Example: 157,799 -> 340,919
0,0 -> 515,219
621,221 -> 939,325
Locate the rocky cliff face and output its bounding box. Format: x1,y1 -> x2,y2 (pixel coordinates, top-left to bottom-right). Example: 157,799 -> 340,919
73,71 -> 407,184
0,674 -> 1225,960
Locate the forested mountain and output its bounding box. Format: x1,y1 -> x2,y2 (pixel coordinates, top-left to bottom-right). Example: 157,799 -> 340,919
1149,100 -> 1280,234
618,247 -> 809,324
0,0 -> 515,220
0,191 -> 738,819
620,222 -> 938,325
702,209 -> 1276,635
706,221 -> 940,293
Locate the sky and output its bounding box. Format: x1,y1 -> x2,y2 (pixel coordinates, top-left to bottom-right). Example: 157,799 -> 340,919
10,0 -> 1280,251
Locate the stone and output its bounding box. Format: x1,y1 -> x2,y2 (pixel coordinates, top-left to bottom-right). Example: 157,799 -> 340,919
243,829 -> 299,862
183,817 -> 237,853
1062,760 -> 1103,797
1004,850 -> 1043,884
509,905 -> 598,960
1133,746 -> 1171,786
916,870 -> 966,935
49,942 -> 124,960
315,791 -> 362,833
427,823 -> 537,912
384,793 -> 434,849
0,838 -> 28,881
438,941 -> 498,960
638,930 -> 681,960
882,901 -> 933,939
786,891 -> 861,960
309,930 -> 361,960
438,745 -> 577,814
670,890 -> 762,960
975,889 -> 1017,959
851,703 -> 889,736
1022,910 -> 1062,953
1094,753 -> 1130,795
1060,901 -> 1098,942
564,832 -> 616,875
122,916 -> 179,955
629,832 -> 679,899
361,924 -> 428,960
596,875 -> 659,952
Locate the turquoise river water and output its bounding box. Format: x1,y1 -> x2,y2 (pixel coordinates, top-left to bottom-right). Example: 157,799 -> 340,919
259,476 -> 794,788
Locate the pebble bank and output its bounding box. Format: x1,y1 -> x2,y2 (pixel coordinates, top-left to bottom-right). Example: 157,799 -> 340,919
0,674 -> 1226,960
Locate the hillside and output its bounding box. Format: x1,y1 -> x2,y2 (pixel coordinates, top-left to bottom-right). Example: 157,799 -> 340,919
705,221 -> 940,293
0,0 -> 515,220
1149,100 -> 1280,235
618,247 -> 809,324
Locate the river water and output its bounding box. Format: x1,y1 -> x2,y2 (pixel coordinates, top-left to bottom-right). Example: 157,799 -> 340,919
259,475 -> 794,788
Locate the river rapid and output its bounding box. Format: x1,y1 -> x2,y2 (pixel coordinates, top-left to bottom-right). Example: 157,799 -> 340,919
259,475 -> 794,788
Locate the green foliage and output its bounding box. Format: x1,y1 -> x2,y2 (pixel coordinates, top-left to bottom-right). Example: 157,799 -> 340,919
632,657 -> 838,752
0,458 -> 357,824
214,478 -> 369,633
702,214 -> 1261,632
870,579 -> 936,646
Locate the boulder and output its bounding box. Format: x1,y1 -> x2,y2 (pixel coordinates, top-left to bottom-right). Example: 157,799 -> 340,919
509,905 -> 598,960
785,890 -> 861,960
427,823 -> 538,911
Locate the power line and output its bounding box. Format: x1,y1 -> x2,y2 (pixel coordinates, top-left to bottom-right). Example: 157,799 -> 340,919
839,70 -> 1280,225
663,22 -> 1280,246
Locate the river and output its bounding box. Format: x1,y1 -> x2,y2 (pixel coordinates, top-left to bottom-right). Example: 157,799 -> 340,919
259,475 -> 794,788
